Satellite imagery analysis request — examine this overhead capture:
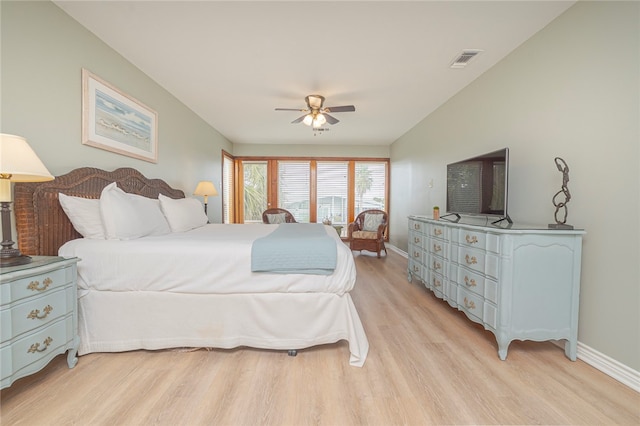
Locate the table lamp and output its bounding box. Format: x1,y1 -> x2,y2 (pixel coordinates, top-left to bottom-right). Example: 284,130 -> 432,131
193,181 -> 218,215
0,134 -> 54,267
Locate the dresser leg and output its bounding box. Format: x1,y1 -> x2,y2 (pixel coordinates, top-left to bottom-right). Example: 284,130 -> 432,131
497,334 -> 509,360
67,336 -> 80,368
565,339 -> 577,361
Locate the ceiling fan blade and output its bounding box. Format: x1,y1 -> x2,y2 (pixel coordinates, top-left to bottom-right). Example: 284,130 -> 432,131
323,113 -> 339,125
324,105 -> 355,113
275,108 -> 307,112
291,115 -> 307,124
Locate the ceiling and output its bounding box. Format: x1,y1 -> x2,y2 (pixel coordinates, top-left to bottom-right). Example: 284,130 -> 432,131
54,1 -> 575,146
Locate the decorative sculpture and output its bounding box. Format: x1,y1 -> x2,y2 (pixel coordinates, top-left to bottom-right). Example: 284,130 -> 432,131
549,157 -> 573,229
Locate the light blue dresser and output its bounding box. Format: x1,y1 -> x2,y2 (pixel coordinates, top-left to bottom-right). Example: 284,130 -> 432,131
1,256 -> 79,388
408,216 -> 584,361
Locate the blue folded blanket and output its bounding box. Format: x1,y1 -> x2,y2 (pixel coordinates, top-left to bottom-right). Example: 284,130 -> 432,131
251,223 -> 337,275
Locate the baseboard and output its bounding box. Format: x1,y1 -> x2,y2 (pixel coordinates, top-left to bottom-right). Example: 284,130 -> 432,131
388,244 -> 639,392
576,342 -> 640,392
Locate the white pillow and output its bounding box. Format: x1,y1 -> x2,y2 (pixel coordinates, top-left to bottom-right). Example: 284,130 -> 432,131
58,193 -> 105,239
100,182 -> 171,240
158,194 -> 208,233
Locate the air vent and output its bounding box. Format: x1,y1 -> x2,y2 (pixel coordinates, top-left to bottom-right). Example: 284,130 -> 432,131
450,49 -> 483,69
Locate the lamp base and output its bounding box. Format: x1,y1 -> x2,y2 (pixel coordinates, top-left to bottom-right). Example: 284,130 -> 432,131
0,254 -> 32,267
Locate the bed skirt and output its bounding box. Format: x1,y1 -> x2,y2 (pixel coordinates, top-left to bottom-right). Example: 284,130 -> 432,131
77,289 -> 369,367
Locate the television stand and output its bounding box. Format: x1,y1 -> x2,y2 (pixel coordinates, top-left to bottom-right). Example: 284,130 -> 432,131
491,215 -> 513,225
439,213 -> 460,222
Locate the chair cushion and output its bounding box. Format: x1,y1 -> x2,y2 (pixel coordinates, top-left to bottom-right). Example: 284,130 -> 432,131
363,213 -> 384,232
352,230 -> 379,239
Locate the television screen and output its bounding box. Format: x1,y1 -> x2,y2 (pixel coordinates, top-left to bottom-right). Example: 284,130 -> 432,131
446,148 -> 510,222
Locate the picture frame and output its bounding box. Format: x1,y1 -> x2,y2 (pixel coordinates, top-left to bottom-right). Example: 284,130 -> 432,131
82,68 -> 158,163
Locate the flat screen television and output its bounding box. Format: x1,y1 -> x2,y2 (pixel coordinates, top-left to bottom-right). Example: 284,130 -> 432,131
445,148 -> 511,224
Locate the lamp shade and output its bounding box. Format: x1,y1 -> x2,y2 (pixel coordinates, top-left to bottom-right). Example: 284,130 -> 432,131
0,134 -> 54,182
193,181 -> 218,197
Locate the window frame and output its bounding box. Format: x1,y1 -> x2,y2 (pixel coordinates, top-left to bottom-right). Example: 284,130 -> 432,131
227,155 -> 389,236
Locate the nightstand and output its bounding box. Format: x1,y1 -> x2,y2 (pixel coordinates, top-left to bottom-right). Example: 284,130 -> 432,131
1,256 -> 79,389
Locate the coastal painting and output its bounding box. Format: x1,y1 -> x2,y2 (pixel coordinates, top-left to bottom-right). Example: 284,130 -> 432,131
82,69 -> 158,163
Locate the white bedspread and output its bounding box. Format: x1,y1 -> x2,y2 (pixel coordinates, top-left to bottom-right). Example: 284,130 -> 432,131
59,223 -> 356,295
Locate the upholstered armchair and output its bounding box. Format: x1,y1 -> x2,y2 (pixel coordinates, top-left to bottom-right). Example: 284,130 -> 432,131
348,209 -> 388,258
262,208 -> 297,224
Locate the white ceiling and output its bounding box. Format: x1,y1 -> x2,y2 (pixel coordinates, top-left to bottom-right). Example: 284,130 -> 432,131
54,1 -> 575,146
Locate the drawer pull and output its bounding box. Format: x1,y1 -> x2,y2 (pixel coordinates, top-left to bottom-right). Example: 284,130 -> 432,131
413,251 -> 421,258
28,337 -> 53,354
463,297 -> 476,310
465,254 -> 478,265
464,276 -> 477,287
27,305 -> 53,320
27,277 -> 52,292
413,236 -> 421,244
413,265 -> 420,273
433,261 -> 441,270
465,235 -> 478,244
414,223 -> 421,230
434,228 -> 442,236
433,278 -> 442,287
433,244 -> 441,252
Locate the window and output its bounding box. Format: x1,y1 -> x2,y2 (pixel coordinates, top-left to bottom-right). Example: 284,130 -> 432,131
278,161 -> 310,222
243,161 -> 267,223
232,156 -> 389,235
355,161 -> 387,215
317,161 -> 348,226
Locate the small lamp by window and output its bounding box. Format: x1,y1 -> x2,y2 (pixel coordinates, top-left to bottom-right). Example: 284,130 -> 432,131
193,181 -> 218,215
1,134 -> 54,266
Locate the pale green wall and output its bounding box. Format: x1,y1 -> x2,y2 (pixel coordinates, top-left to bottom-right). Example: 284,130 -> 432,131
1,1 -> 232,223
390,1 -> 639,370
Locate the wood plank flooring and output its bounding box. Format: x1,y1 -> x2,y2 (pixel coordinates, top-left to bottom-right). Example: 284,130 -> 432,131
2,249 -> 638,425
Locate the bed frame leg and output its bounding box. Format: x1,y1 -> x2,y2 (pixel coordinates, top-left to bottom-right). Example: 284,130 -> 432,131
288,349 -> 298,357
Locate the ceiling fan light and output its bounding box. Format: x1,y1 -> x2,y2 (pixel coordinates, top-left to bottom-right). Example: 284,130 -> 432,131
315,113 -> 327,125
306,95 -> 324,109
303,114 -> 313,126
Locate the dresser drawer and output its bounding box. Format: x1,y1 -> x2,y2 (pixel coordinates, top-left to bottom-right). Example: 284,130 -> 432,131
430,256 -> 445,275
458,288 -> 483,325
429,239 -> 447,257
458,247 -> 485,274
409,219 -> 425,233
430,223 -> 447,239
3,267 -> 71,305
409,244 -> 425,264
408,260 -> 423,279
430,273 -> 445,299
457,267 -> 486,299
456,267 -> 498,303
457,247 -> 499,279
1,287 -> 70,343
409,231 -> 424,248
459,229 -> 486,249
0,316 -> 72,382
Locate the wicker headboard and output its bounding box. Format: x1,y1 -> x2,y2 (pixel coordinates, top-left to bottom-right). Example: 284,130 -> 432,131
14,167 -> 185,256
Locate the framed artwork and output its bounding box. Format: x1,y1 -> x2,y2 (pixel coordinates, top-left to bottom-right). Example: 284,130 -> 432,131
82,68 -> 158,163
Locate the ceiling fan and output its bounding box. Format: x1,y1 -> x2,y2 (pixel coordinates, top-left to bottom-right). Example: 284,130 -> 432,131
275,95 -> 355,128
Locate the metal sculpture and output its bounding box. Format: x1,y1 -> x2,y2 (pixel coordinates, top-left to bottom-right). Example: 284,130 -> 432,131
549,157 -> 573,229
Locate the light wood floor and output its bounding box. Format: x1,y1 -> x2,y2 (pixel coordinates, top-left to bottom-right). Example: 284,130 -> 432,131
2,249 -> 638,425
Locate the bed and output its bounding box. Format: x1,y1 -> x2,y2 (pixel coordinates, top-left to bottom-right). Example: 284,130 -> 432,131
14,167 -> 369,367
